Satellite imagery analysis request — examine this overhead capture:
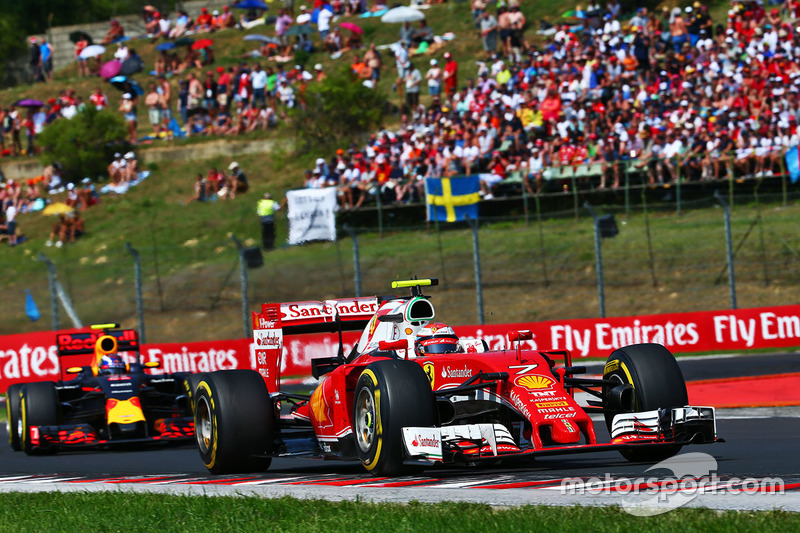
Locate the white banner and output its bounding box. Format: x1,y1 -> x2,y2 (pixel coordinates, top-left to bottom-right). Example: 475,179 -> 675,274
286,188 -> 338,245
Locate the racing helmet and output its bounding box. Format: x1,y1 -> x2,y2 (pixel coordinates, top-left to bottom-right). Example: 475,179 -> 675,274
414,322 -> 461,357
99,354 -> 126,375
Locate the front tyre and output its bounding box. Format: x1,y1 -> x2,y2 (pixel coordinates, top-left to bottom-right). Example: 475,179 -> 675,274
6,384 -> 23,451
603,343 -> 688,462
20,382 -> 59,455
194,370 -> 273,474
353,359 -> 436,476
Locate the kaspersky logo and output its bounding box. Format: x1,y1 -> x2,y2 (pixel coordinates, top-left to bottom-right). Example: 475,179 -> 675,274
516,375 -> 554,390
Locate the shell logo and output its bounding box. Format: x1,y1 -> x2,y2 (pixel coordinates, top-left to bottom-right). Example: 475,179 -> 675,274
516,375 -> 554,390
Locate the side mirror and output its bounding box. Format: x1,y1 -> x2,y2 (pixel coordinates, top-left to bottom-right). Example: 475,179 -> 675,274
507,330 -> 533,343
379,340 -> 408,351
144,361 -> 161,369
66,367 -> 83,374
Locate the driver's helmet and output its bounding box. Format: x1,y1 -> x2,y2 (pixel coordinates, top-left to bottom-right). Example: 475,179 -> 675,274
99,354 -> 126,375
414,322 -> 461,357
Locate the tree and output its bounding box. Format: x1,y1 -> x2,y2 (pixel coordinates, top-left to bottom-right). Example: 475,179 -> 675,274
37,106 -> 129,182
291,66 -> 387,154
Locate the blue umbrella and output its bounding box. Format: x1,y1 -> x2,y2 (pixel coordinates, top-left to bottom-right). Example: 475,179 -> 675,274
233,0 -> 269,9
109,76 -> 144,96
156,42 -> 176,51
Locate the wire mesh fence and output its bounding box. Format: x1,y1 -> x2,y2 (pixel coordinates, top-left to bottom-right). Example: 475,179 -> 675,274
12,184 -> 800,342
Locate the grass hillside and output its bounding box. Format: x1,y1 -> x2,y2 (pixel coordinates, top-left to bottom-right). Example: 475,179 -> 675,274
4,0 -> 800,343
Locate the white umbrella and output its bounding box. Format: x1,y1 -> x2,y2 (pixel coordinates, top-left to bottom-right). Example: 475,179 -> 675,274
381,6 -> 425,23
79,44 -> 106,59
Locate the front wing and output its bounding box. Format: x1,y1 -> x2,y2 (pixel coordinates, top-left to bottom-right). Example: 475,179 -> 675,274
401,406 -> 719,465
28,417 -> 195,451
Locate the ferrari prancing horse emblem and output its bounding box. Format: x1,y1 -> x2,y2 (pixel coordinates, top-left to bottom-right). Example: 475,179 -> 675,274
423,362 -> 435,389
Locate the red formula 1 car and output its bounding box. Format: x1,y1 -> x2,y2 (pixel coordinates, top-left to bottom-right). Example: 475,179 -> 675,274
6,324 -> 196,454
193,279 -> 720,475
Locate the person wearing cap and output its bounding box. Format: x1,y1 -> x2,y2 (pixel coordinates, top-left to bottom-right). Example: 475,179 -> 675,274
227,161 -> 249,199
256,192 -> 285,250
196,7 -> 213,32
107,153 -> 124,185
426,59 -> 442,97
118,93 -> 138,145
122,152 -> 138,184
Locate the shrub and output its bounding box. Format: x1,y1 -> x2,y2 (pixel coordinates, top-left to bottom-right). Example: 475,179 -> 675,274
37,106 -> 129,182
290,65 -> 386,154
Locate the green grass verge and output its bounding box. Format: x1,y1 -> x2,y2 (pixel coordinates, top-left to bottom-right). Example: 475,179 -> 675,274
0,493 -> 796,532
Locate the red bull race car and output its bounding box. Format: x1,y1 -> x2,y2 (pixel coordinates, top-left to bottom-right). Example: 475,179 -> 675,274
6,324 -> 196,454
193,279 -> 721,475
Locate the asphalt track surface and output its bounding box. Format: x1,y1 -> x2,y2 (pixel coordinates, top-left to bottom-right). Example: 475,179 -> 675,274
2,352 -> 799,511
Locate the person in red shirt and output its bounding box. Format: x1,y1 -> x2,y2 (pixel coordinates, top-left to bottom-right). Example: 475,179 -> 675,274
196,8 -> 213,31
443,52 -> 458,100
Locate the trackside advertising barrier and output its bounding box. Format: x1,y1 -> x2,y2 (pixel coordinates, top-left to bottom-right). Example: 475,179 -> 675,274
1,304 -> 799,392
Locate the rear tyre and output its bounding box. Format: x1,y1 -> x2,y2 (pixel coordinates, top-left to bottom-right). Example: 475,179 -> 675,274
353,359 -> 436,476
20,382 -> 59,456
6,384 -> 23,451
194,370 -> 274,474
603,343 -> 688,462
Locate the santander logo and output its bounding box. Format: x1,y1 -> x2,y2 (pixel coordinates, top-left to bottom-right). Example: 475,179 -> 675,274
441,365 -> 472,379
415,435 -> 440,448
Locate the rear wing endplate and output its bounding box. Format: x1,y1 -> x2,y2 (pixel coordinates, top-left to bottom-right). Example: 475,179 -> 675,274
252,297 -> 378,391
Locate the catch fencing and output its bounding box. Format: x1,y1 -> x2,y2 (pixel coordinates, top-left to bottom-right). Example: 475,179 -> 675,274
8,173 -> 800,340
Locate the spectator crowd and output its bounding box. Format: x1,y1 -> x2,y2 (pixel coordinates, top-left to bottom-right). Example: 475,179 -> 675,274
5,0 -> 800,244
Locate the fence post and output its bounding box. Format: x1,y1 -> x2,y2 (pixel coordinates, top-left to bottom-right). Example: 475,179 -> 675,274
375,187 -> 384,237
38,253 -> 59,331
344,225 -> 362,297
641,185 -> 657,287
534,191 -> 549,287
230,234 -> 251,338
125,243 -> 146,343
583,202 -> 606,318
37,253 -> 82,328
676,161 -> 682,216
466,216 -> 484,325
623,160 -> 630,219
714,191 -> 737,310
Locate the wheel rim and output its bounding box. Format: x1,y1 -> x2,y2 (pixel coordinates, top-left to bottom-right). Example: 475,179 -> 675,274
196,395 -> 213,454
355,387 -> 376,453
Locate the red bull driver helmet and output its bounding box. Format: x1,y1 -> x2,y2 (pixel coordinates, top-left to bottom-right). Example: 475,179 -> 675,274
414,322 -> 461,357
99,354 -> 126,375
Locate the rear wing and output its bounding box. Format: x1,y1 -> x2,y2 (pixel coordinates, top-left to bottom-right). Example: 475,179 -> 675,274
252,297 -> 378,391
56,328 -> 140,357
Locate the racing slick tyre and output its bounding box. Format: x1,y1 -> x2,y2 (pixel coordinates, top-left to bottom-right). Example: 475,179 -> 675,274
194,370 -> 274,474
20,382 -> 59,456
602,343 -> 688,463
6,384 -> 23,451
353,359 -> 436,476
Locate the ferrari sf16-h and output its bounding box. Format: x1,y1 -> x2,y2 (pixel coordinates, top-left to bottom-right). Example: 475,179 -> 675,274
6,324 -> 196,454
193,279 -> 720,475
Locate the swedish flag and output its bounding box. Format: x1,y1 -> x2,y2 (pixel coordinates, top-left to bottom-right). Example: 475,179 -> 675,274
425,176 -> 481,223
